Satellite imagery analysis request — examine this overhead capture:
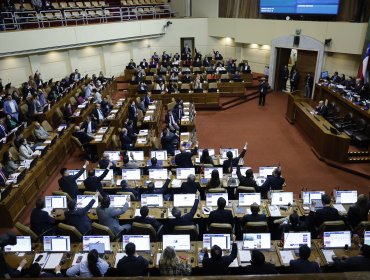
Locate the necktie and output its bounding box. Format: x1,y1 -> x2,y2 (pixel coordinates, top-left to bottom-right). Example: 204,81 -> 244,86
0,169 -> 7,182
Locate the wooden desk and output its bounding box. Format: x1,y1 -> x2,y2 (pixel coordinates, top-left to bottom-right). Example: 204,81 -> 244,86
218,82 -> 246,97
90,127 -> 114,158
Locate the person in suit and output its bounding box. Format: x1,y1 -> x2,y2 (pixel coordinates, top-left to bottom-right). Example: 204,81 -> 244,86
165,110 -> 180,132
202,234 -> 237,275
258,79 -> 269,106
119,128 -> 134,151
330,71 -> 342,83
346,194 -> 369,230
333,244 -> 370,271
70,69 -> 81,82
180,174 -> 201,194
139,59 -> 148,69
81,116 -> 97,135
213,50 -> 223,60
208,197 -> 234,227
236,166 -> 258,188
117,242 -> 149,276
304,73 -> 314,98
11,261 -> 62,278
58,161 -> 88,199
315,100 -> 328,117
30,198 -> 56,236
290,69 -> 299,92
140,178 -> 171,200
143,92 -> 153,108
309,194 -> 341,229
173,104 -> 183,124
120,180 -> 140,200
2,151 -> 19,174
147,157 -> 162,169
128,99 -> 138,131
34,122 -> 49,141
161,127 -> 178,156
169,196 -> 199,232
0,119 -> 8,139
96,196 -> 131,236
133,206 -> 162,232
260,167 -> 286,197
65,197 -> 96,235
174,144 -> 198,168
200,149 -> 214,165
123,153 -> 140,169
3,95 -> 19,121
244,250 -> 278,275
127,59 -> 136,68
83,166 -> 111,196
274,210 -> 308,234
91,104 -> 105,123
222,142 -> 248,173
290,244 -> 321,273
241,202 -> 267,227
72,126 -> 96,160
280,65 -> 289,92
137,96 -> 147,113
100,97 -> 112,116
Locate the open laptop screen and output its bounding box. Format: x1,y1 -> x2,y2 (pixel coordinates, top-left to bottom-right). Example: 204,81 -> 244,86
203,234 -> 231,250
231,167 -> 252,178
129,151 -> 144,161
242,233 -> 271,250
301,191 -> 325,205
271,192 -> 293,206
109,195 -> 130,207
204,167 -> 223,179
198,149 -> 215,157
76,195 -> 99,208
149,169 -> 168,180
103,151 -> 120,161
364,231 -> 370,246
150,150 -> 168,160
44,195 -> 67,209
122,169 -> 141,180
238,193 -> 261,206
83,236 -> 111,252
259,166 -> 277,178
141,194 -> 163,207
323,231 -> 351,248
335,190 -> 357,204
206,193 -> 228,207
173,194 -> 196,207
220,148 -> 238,159
176,168 -> 195,180
43,236 -> 71,252
68,169 -> 86,181
162,235 -> 190,251
283,232 -> 311,249
95,169 -> 114,181
122,235 -> 151,251
4,236 -> 32,252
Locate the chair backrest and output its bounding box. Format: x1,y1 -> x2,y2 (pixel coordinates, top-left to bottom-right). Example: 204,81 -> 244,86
151,137 -> 161,150
52,191 -> 73,202
356,118 -> 366,130
57,223 -> 83,242
206,188 -> 226,193
236,186 -> 256,194
319,220 -> 347,237
9,146 -> 20,161
91,222 -> 115,240
132,222 -> 157,242
15,222 -> 39,242
137,109 -> 144,121
173,225 -> 198,241
41,120 -> 53,132
69,96 -> 77,106
111,134 -> 121,150
209,223 -> 233,234
244,221 -> 269,233
71,136 -> 84,151
167,101 -> 176,111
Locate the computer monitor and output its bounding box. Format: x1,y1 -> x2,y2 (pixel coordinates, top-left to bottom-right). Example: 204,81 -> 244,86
141,194 -> 163,207
122,235 -> 151,251
198,149 -> 215,157
76,195 -> 99,208
231,167 -> 252,178
44,195 -> 67,209
242,233 -> 271,250
271,192 -> 293,206
283,232 -> 311,249
334,190 -> 357,204
149,169 -> 168,180
69,169 -> 86,181
43,236 -> 71,252
129,151 -> 144,161
162,235 -> 191,251
4,236 -> 32,252
82,236 -> 111,252
173,194 -> 196,207
206,193 -> 228,207
259,166 -> 277,178
150,150 -> 168,160
364,231 -> 370,246
95,169 -> 114,181
323,231 -> 351,248
109,195 -> 130,208
204,167 -> 223,179
321,71 -> 329,79
203,234 -> 231,250
301,191 -> 325,205
238,193 -> 261,206
103,151 -> 120,161
122,169 -> 141,180
220,148 -> 238,159
176,168 -> 195,180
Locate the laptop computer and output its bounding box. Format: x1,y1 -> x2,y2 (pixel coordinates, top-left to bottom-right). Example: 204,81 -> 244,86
43,236 -> 71,252
162,235 -> 191,251
323,231 -> 351,248
122,235 -> 151,251
82,236 -> 111,252
173,194 -> 196,207
238,193 -> 261,206
334,190 -> 357,204
204,167 -> 223,179
103,151 -> 120,161
141,194 -> 163,207
203,234 -> 231,250
206,193 -> 228,207
176,168 -> 195,180
129,151 -> 144,161
283,232 -> 311,249
44,195 -> 67,209
242,233 -> 271,250
109,195 -> 130,207
68,169 -> 86,182
149,169 -> 168,180
271,192 -> 293,206
150,150 -> 168,160
76,195 -> 99,208
220,148 -> 238,159
122,169 -> 141,181
4,236 -> 32,252
231,167 -> 252,178
95,169 -> 114,181
364,231 -> 370,245
301,191 -> 325,205
259,166 -> 278,178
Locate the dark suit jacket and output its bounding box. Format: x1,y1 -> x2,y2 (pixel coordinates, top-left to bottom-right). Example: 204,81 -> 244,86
133,216 -> 162,231
169,199 -> 199,231
92,108 -> 106,122
117,255 -> 149,276
65,199 -> 95,234
236,166 -> 257,188
290,259 -> 321,274
128,105 -> 138,120
208,208 -> 234,226
316,105 -> 328,117
83,169 -> 109,196
175,148 -> 198,168
259,83 -> 268,95
58,168 -> 85,199
30,208 -> 56,235
334,255 -> 370,272
244,262 -> 278,275
202,242 -> 237,275
161,133 -> 177,155
222,148 -> 246,173
120,133 -> 134,150
180,181 -> 201,194
240,213 -> 267,228
347,204 -> 369,229
312,206 -> 341,228
73,131 -> 94,146
81,120 -> 97,133
260,176 -> 285,192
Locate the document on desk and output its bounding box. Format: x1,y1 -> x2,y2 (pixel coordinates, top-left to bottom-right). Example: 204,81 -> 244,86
156,253 -> 162,266
72,253 -> 88,266
148,105 -> 156,110
144,116 -> 151,121
229,257 -> 239,267
134,209 -> 141,217
44,140 -> 52,144
239,250 -> 251,263
171,179 -> 182,188
111,109 -> 118,114
137,138 -> 147,144
114,253 -> 126,268
44,253 -> 63,270
139,130 -> 148,136
322,249 -> 335,264
333,204 -> 346,214
268,205 -> 281,217
279,250 -> 295,265
33,253 -> 49,268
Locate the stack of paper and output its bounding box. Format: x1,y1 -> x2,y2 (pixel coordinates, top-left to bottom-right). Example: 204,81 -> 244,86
239,250 -> 251,263
333,204 -> 346,214
322,249 -> 335,264
279,250 -> 295,265
137,138 -> 147,144
44,253 -> 63,269
268,205 -> 281,217
171,179 -> 182,188
72,253 -> 87,266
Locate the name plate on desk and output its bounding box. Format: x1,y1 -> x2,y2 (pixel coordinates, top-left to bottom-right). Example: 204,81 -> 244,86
137,138 -> 147,144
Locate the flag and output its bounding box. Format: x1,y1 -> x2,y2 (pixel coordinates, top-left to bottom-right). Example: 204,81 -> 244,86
358,43 -> 370,82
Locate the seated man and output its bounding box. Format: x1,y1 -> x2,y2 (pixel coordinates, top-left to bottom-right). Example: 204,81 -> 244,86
33,122 -> 49,141
81,116 -> 97,135
58,161 -> 88,199
290,245 -> 321,274
83,165 -> 111,196
134,206 -> 162,233
165,110 -> 180,132
140,177 -> 171,201
222,142 -> 248,173
72,126 -> 96,160
180,174 -> 201,194
91,104 -> 105,123
174,143 -> 198,168
259,167 -> 285,196
169,195 -> 199,232
120,180 -> 140,200
244,250 -> 278,275
147,157 -> 162,169
123,153 -> 140,169
117,242 -> 149,276
202,234 -> 237,275
65,198 -> 96,235
208,197 -> 234,227
240,203 -> 267,229
30,198 -> 56,236
309,194 -> 341,230
161,127 -> 178,156
119,128 -> 134,151
333,244 -> 370,272
274,210 -> 308,234
315,100 -> 328,117
96,196 -> 131,236
236,166 -> 258,188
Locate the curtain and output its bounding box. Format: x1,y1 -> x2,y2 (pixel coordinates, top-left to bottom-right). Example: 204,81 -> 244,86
218,0 -> 237,18
238,0 -> 260,18
337,0 -> 358,22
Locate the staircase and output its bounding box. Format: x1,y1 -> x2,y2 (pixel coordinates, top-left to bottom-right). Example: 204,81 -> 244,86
221,88 -> 273,110
347,151 -> 370,163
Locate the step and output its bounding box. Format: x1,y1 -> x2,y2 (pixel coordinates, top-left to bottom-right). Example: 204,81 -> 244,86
347,156 -> 370,163
348,151 -> 369,156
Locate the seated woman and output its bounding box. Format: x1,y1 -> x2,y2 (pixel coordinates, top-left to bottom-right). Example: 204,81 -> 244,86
63,102 -> 74,121
66,249 -> 109,277
5,114 -> 19,130
206,169 -> 222,189
2,151 -> 19,174
347,194 -> 369,230
200,149 -> 214,165
18,138 -> 35,160
159,246 -> 191,276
